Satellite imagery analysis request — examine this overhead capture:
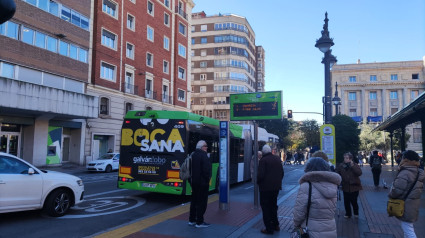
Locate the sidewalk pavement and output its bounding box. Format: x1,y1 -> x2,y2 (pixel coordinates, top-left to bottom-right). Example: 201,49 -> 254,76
86,164 -> 425,238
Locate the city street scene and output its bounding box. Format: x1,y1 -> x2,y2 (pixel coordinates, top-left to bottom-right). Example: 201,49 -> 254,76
0,0 -> 424,238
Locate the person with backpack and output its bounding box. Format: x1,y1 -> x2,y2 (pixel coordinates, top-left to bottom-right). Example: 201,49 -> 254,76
370,150 -> 383,187
188,140 -> 211,228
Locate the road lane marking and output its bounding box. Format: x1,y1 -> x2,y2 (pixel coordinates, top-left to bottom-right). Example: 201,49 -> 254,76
94,194 -> 219,238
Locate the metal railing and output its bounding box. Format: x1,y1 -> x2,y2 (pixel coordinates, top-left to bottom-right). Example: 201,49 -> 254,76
123,83 -> 138,95
175,7 -> 187,19
162,95 -> 172,104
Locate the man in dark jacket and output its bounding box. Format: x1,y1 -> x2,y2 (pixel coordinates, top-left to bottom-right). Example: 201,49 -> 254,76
370,150 -> 383,187
188,140 -> 211,228
257,144 -> 284,234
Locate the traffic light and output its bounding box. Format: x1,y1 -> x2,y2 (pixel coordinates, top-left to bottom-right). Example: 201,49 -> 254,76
287,110 -> 293,119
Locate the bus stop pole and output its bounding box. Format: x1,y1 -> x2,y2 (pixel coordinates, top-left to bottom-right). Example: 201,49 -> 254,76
254,121 -> 259,209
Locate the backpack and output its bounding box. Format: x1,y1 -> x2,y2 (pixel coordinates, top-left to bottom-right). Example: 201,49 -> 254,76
179,153 -> 193,180
371,156 -> 382,169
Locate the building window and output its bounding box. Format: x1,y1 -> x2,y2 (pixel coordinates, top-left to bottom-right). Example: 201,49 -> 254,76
179,22 -> 186,36
164,0 -> 169,7
127,14 -> 135,30
191,38 -> 195,44
100,97 -> 109,115
126,43 -> 134,59
164,13 -> 169,26
47,36 -> 57,52
59,40 -> 69,56
370,108 -> 378,116
22,26 -> 34,45
412,74 -> 419,80
101,29 -> 117,49
178,44 -> 186,58
163,60 -> 169,74
370,75 -> 377,81
145,78 -> 153,98
215,111 -> 227,120
411,90 -> 419,100
177,89 -> 185,102
69,44 -> 77,59
147,0 -> 154,15
201,37 -> 207,44
146,53 -> 153,67
413,128 -> 422,143
200,61 -> 207,68
101,62 -> 116,81
191,25 -> 195,32
178,67 -> 185,80
200,98 -> 206,105
369,91 -> 377,100
125,102 -> 133,114
4,21 -> 18,39
200,86 -> 206,93
390,91 -> 398,99
391,74 -> 398,81
34,31 -> 46,48
349,76 -> 356,82
201,24 -> 207,32
349,109 -> 356,117
162,84 -> 169,103
390,108 -> 398,114
147,26 -> 154,42
1,62 -> 15,79
102,0 -> 117,18
348,92 -> 356,101
163,36 -> 169,50
200,74 -> 207,80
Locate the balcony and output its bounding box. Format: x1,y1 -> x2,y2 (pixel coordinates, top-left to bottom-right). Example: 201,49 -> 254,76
175,7 -> 187,20
162,94 -> 172,104
144,90 -> 157,100
123,83 -> 138,95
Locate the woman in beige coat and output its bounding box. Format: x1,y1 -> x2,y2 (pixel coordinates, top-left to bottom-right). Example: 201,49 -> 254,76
388,150 -> 425,237
293,157 -> 342,238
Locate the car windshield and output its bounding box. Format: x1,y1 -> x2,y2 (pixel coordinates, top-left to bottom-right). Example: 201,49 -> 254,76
98,154 -> 115,160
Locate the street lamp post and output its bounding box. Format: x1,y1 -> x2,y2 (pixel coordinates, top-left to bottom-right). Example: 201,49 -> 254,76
315,12 -> 337,124
332,82 -> 341,115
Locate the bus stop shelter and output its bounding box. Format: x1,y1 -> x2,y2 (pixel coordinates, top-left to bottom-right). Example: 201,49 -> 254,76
373,92 -> 425,166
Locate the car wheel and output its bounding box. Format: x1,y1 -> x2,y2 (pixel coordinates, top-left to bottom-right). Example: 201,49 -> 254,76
43,189 -> 71,217
105,165 -> 112,173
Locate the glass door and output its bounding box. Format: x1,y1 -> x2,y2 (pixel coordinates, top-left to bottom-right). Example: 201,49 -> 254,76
0,133 -> 20,156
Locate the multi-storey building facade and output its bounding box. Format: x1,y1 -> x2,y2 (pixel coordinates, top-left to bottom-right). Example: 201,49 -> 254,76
331,58 -> 425,151
86,0 -> 194,161
256,46 -> 265,92
0,0 -> 97,166
191,12 -> 258,121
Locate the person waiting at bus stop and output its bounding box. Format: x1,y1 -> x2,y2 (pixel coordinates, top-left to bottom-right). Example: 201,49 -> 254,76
257,144 -> 284,235
188,140 -> 211,228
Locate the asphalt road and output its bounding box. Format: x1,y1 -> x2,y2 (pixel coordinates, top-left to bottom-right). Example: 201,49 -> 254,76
0,164 -> 304,238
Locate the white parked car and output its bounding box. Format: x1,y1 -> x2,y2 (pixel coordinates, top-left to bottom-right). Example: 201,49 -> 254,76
86,153 -> 120,173
0,152 -> 84,217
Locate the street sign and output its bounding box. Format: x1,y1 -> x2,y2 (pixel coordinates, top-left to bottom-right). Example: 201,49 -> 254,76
320,124 -> 336,165
230,91 -> 282,121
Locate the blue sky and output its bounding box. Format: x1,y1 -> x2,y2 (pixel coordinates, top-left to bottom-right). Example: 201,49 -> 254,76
192,0 -> 425,123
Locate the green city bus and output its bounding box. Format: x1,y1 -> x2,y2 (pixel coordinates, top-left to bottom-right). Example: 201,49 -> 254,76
118,110 -> 277,195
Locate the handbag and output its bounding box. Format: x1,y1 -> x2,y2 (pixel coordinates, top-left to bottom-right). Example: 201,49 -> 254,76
387,170 -> 419,217
293,181 -> 312,238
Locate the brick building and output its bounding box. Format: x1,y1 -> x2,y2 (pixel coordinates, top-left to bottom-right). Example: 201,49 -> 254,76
0,0 -> 96,166
86,0 -> 194,161
190,12 -> 260,120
